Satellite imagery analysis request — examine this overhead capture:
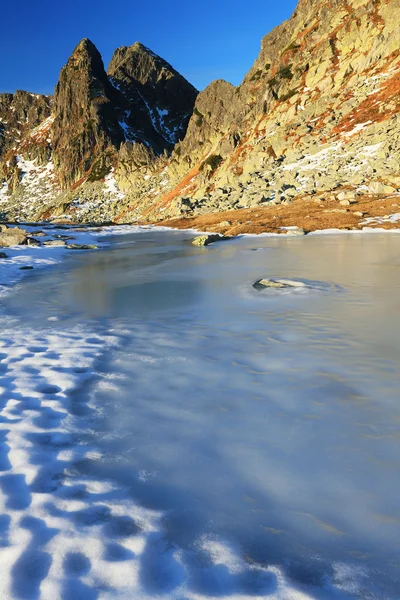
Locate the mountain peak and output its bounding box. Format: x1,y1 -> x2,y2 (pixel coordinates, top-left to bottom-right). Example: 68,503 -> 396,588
51,38 -> 123,188
107,42 -> 169,79
72,38 -> 100,57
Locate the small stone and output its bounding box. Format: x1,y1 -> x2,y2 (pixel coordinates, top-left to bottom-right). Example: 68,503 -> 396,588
253,278 -> 306,290
43,240 -> 67,247
340,200 -> 351,206
26,237 -> 41,247
0,252 -> 8,259
67,244 -> 98,250
285,227 -> 306,236
218,221 -> 232,227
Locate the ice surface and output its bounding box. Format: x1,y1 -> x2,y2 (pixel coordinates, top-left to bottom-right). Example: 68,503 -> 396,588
0,227 -> 400,598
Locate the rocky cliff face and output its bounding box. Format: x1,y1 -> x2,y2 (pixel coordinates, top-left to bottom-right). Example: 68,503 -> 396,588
0,38 -> 197,220
1,0 -> 399,226
51,38 -> 124,189
0,91 -> 51,194
137,0 -> 399,223
0,91 -> 51,161
109,42 -> 198,150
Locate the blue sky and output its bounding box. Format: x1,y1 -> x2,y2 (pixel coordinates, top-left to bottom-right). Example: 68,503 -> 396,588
1,0 -> 297,95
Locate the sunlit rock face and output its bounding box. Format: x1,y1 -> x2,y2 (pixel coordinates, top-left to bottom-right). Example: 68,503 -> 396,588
1,0 -> 400,224
51,38 -> 124,189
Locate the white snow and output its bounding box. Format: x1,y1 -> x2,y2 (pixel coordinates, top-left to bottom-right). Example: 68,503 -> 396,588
104,169 -> 125,200
118,111 -> 137,143
7,156 -> 60,217
360,212 -> 400,226
0,181 -> 10,204
283,143 -> 343,173
341,121 -> 373,138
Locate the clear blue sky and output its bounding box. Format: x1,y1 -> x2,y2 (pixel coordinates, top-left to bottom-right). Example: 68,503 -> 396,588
0,0 -> 297,95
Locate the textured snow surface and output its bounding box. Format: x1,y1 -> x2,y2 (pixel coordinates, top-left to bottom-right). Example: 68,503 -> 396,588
0,227 -> 400,599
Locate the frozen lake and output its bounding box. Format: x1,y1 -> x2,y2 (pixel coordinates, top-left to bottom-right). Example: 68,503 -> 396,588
1,228 -> 400,599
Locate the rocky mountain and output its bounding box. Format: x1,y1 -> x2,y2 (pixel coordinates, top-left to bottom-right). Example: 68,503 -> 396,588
51,38 -> 124,189
0,39 -> 198,220
1,0 -> 399,229
109,42 -> 197,150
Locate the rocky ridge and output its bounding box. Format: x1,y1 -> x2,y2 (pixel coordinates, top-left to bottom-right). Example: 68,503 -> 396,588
0,39 -> 197,222
1,0 -> 400,232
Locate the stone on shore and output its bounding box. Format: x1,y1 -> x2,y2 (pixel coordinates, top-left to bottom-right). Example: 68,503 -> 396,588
192,234 -> 231,246
0,227 -> 28,247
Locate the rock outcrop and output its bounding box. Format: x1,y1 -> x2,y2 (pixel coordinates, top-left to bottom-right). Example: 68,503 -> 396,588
142,0 -> 400,223
51,38 -> 124,189
109,42 -> 198,151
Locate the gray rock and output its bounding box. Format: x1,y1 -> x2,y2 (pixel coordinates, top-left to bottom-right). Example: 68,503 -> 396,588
192,234 -> 230,246
367,182 -> 396,194
26,237 -> 41,247
43,240 -> 67,247
253,278 -> 306,290
67,244 -> 98,250
0,227 -> 27,247
337,191 -> 356,202
285,227 -> 306,236
218,221 -> 232,227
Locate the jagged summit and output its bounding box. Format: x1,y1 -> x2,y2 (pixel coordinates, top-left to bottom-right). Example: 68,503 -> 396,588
107,41 -> 198,154
51,38 -> 123,188
108,42 -> 176,84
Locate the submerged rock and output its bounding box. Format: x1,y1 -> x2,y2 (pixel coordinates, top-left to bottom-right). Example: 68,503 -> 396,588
0,252 -> 8,259
192,234 -> 231,246
253,278 -> 306,290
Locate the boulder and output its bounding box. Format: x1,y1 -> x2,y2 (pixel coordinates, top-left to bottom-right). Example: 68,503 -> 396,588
337,191 -> 357,203
192,234 -> 231,246
0,252 -> 8,259
367,182 -> 396,195
283,227 -> 306,236
0,227 -> 28,247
